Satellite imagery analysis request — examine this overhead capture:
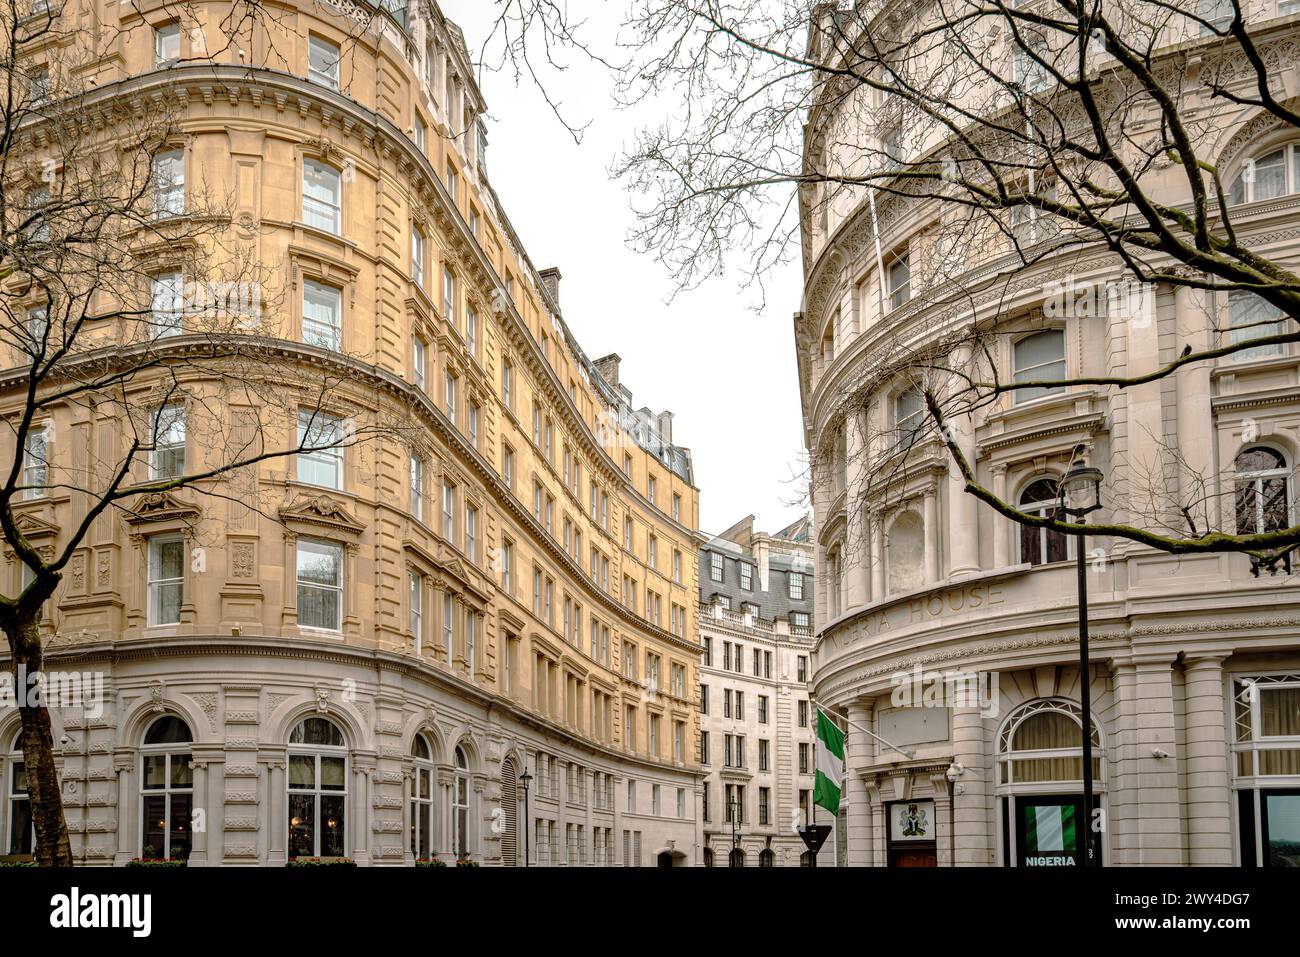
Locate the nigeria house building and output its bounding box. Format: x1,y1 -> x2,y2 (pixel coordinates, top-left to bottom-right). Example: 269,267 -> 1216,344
796,7 -> 1300,866
0,1 -> 705,865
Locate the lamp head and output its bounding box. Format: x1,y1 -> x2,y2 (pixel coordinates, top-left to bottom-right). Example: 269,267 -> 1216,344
1059,465 -> 1103,516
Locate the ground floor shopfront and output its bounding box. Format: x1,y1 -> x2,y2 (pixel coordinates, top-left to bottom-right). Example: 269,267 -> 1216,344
814,559 -> 1300,868
0,636 -> 702,866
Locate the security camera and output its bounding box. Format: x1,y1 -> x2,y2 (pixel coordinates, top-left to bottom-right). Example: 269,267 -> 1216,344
1152,747 -> 1169,759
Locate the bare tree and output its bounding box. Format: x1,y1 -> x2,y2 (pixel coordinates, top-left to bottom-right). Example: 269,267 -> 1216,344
0,3 -> 405,864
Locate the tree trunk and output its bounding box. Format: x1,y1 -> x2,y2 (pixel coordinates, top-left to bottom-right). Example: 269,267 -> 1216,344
4,613 -> 73,866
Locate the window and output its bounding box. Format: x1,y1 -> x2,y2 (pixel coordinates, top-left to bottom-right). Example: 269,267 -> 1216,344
442,482 -> 456,542
791,612 -> 810,631
759,788 -> 770,826
412,337 -> 426,390
465,504 -> 478,560
648,535 -> 657,569
672,493 -> 681,522
302,280 -> 341,350
447,163 -> 459,204
673,550 -> 682,583
502,360 -> 513,411
414,114 -> 426,153
647,474 -> 657,504
1233,675 -> 1300,785
469,401 -> 480,448
501,445 -> 514,487
307,35 -> 340,89
624,516 -> 633,551
623,452 -> 633,475
1229,145 -> 1300,205
140,716 -> 193,861
759,738 -> 770,771
740,562 -> 752,590
466,305 -> 478,357
296,410 -> 344,489
444,371 -> 458,423
501,539 -> 514,595
153,150 -> 184,217
1019,479 -> 1069,565
154,22 -> 180,65
409,571 -> 423,649
998,699 -> 1101,787
798,700 -> 809,728
443,266 -> 457,326
896,386 -> 924,447
302,159 -> 341,234
452,746 -> 471,859
147,535 -> 184,625
296,540 -> 343,631
1229,291 -> 1287,361
288,717 -> 347,859
700,730 -> 710,765
150,404 -> 186,479
788,572 -> 804,600
411,226 -> 425,288
410,735 -> 434,860
1235,447 -> 1291,535
443,593 -> 454,658
409,456 -> 424,522
1199,0 -> 1233,33
888,254 -> 911,311
758,695 -> 768,724
710,553 -> 724,582
21,428 -> 46,500
150,272 -> 182,337
4,730 -> 31,855
1012,329 -> 1066,403
798,656 -> 808,683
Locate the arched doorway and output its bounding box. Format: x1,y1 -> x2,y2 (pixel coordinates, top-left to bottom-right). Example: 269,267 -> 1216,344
657,851 -> 673,868
500,755 -> 518,866
703,847 -> 715,867
759,848 -> 775,867
728,847 -> 745,867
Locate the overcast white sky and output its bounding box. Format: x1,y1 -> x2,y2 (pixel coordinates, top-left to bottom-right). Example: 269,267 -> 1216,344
442,2 -> 809,538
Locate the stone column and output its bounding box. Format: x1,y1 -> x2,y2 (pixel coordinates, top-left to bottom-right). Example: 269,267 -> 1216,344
113,754 -> 134,865
266,761 -> 286,866
929,771 -> 954,867
923,484 -> 940,583
991,465 -> 1010,569
845,700 -> 874,866
951,705 -> 991,865
947,349 -> 981,580
1184,653 -> 1233,865
1174,284 -> 1217,530
1110,655 -> 1183,865
869,511 -> 885,600
844,409 -> 871,609
401,769 -> 414,865
189,760 -> 209,866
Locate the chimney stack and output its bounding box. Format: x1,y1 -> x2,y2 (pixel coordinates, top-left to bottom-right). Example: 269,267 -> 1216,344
657,410 -> 674,447
539,267 -> 562,308
594,353 -> 621,390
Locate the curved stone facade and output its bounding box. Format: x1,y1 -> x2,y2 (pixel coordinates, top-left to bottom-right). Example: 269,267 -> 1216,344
796,10 -> 1300,867
1,1 -> 703,865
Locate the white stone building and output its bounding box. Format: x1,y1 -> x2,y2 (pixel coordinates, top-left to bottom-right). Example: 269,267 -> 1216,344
697,516 -> 825,866
796,7 -> 1300,867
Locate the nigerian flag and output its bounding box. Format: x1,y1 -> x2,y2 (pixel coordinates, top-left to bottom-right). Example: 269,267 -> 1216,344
813,709 -> 846,815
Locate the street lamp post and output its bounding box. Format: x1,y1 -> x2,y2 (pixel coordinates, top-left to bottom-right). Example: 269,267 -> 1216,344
729,794 -> 739,865
519,767 -> 533,868
1059,464 -> 1103,868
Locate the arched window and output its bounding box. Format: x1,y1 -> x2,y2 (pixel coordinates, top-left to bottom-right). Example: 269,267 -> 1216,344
800,850 -> 814,867
703,846 -> 715,867
886,511 -> 924,594
759,848 -> 775,867
140,716 -> 193,861
1235,447 -> 1291,534
728,847 -> 745,867
998,699 -> 1101,785
827,546 -> 842,618
1012,330 -> 1065,404
1229,145 -> 1300,205
452,745 -> 471,860
410,734 -> 434,862
288,717 -> 347,859
4,729 -> 31,856
500,756 -> 518,867
1019,479 -> 1069,566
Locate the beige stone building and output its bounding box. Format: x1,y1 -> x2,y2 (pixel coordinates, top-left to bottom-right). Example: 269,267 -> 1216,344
797,6 -> 1300,867
696,515 -> 821,866
1,0 -> 703,866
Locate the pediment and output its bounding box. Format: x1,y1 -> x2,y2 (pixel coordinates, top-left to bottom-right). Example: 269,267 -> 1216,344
278,494 -> 366,537
10,509 -> 59,540
123,489 -> 202,527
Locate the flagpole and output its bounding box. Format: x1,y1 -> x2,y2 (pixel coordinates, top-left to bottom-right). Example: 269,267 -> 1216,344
812,699 -> 916,761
